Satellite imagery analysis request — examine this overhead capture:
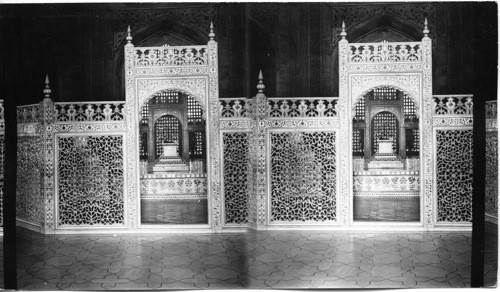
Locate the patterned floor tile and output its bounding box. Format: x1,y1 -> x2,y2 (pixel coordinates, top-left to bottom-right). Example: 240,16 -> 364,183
9,227 -> 496,290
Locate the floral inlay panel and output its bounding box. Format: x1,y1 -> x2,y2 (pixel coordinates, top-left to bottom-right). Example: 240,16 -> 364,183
270,131 -> 336,222
17,136 -> 44,225
57,135 -> 124,226
436,130 -> 473,223
223,132 -> 250,224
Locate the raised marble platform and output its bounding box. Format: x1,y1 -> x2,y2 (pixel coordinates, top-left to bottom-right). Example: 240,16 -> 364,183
140,173 -> 207,199
367,153 -> 404,170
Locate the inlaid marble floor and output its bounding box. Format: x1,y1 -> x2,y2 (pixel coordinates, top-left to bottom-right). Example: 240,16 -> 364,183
354,196 -> 420,221
0,225 -> 495,289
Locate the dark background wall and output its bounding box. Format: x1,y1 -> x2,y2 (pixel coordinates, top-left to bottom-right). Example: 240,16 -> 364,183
0,2 -> 495,105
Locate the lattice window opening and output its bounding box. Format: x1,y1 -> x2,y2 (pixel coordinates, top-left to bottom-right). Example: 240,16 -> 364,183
403,94 -> 419,121
187,95 -> 204,124
219,99 -> 251,118
436,130 -> 473,223
223,132 -> 250,224
267,99 -> 338,118
371,112 -> 399,154
54,103 -> 125,122
433,96 -> 473,115
369,87 -> 400,100
353,96 -> 366,122
270,132 -> 336,222
139,103 -> 150,161
58,136 -> 124,225
152,90 -> 181,104
405,128 -> 420,157
353,128 -> 364,156
154,115 -> 181,158
189,131 -> 205,158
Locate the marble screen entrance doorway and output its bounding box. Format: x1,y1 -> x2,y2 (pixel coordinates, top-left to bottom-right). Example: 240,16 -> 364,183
139,90 -> 208,224
352,87 -> 420,222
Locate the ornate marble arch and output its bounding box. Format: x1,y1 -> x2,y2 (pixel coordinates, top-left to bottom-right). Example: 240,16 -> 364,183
124,28 -> 220,230
350,75 -> 421,109
338,23 -> 433,228
137,78 -> 207,110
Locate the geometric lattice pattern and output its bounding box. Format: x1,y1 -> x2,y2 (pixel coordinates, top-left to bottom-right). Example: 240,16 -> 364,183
370,87 -> 399,100
155,115 -> 181,158
371,111 -> 398,154
17,136 -> 44,225
353,97 -> 365,122
57,135 -> 124,226
436,130 -> 473,223
270,131 -> 336,222
152,90 -> 180,104
223,132 -> 250,224
405,128 -> 420,156
190,131 -> 205,157
403,94 -> 418,121
485,131 -> 498,218
187,95 -> 203,124
352,128 -> 364,156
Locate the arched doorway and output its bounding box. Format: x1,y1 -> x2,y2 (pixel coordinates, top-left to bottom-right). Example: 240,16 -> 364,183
139,90 -> 208,225
352,86 -> 420,222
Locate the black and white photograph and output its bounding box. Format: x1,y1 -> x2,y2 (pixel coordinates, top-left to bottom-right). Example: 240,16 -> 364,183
0,1 -> 497,290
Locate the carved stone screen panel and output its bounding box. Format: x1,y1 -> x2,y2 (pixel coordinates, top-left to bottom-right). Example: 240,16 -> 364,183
270,131 -> 336,222
436,130 -> 473,223
154,115 -> 181,158
485,131 -> 498,219
222,132 -> 250,224
57,135 -> 125,226
17,136 -> 44,225
371,112 -> 398,154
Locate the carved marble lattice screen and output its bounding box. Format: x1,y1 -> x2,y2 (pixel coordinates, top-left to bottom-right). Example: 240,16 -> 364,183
57,135 -> 124,226
485,131 -> 498,220
371,112 -> 398,154
436,130 -> 473,223
222,132 -> 250,224
154,115 -> 181,158
17,136 -> 44,225
270,131 -> 336,222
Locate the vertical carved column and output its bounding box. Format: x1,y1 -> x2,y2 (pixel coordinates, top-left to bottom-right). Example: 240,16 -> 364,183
124,26 -> 138,230
337,23 -> 350,227
207,23 -> 222,230
41,75 -> 55,232
421,19 -> 434,228
253,71 -> 268,228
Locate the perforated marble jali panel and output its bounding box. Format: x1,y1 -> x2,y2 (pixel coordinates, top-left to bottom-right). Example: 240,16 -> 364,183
17,136 -> 44,225
436,130 -> 473,223
57,135 -> 124,226
270,132 -> 336,222
223,132 -> 250,224
485,131 -> 498,219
